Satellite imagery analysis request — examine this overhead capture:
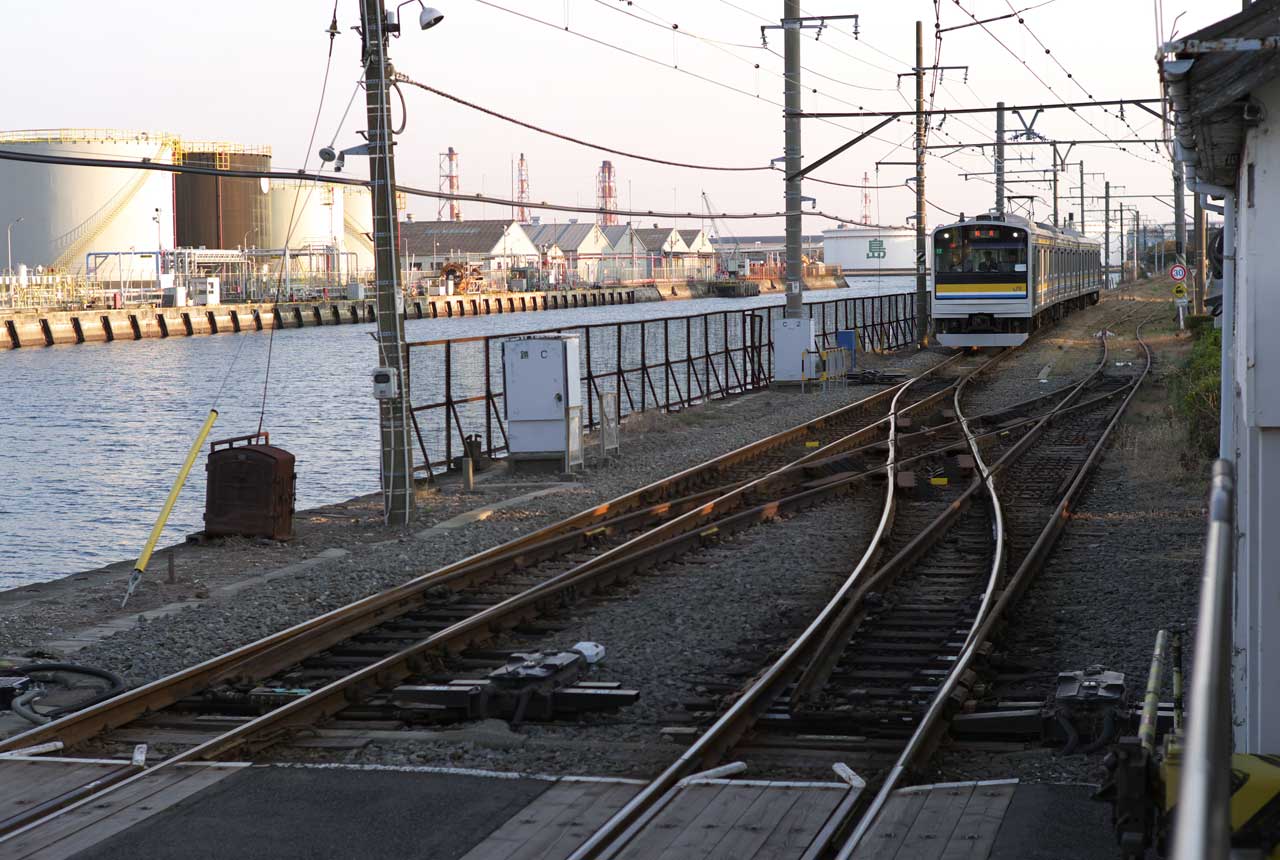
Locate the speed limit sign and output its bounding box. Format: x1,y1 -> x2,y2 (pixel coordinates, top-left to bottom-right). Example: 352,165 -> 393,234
1170,263 -> 1187,281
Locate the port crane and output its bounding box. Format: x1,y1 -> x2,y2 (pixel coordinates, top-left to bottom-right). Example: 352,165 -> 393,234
701,192 -> 746,279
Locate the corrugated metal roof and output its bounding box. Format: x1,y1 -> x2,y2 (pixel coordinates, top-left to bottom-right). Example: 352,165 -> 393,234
601,225 -> 632,245
633,227 -> 686,253
678,230 -> 703,247
526,222 -> 598,251
400,220 -> 518,255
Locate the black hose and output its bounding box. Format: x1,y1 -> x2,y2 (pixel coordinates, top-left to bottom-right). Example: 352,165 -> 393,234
16,662 -> 128,717
1079,709 -> 1119,755
1056,710 -> 1080,756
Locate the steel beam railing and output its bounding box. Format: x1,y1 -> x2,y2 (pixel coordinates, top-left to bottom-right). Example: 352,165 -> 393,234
1171,459 -> 1235,860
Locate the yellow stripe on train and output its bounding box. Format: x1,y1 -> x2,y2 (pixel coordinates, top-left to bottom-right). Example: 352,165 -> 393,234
935,282 -> 1027,295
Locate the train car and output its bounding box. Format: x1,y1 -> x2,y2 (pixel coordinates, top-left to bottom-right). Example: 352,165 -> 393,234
931,213 -> 1104,347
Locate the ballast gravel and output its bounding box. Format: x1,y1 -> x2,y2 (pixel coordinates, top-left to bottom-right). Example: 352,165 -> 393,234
0,346 -> 942,692
275,495 -> 881,777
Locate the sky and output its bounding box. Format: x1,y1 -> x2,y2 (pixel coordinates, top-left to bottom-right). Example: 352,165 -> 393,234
4,0 -> 1244,243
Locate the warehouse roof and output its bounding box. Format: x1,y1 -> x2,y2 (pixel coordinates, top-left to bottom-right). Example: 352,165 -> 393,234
525,222 -> 598,252
399,220 -> 527,255
633,227 -> 687,253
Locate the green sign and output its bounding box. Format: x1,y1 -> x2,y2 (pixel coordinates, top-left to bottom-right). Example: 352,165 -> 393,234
866,238 -> 887,260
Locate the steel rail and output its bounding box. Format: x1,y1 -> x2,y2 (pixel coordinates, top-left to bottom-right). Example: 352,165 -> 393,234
563,345 -> 937,860
0,377 -> 914,757
834,313 -> 1155,858
0,362 -> 970,846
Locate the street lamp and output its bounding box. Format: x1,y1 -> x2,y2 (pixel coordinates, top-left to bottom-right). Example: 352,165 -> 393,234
7,217 -> 23,275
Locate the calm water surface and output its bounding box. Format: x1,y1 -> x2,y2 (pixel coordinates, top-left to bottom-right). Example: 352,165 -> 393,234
0,277 -> 910,588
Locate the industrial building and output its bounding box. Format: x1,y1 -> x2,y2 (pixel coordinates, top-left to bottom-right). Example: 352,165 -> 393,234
0,128 -> 380,307
398,219 -> 539,293
821,224 -> 921,275
525,221 -> 612,283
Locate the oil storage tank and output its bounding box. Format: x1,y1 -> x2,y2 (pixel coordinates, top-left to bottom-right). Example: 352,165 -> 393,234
822,224 -> 923,276
174,141 -> 271,250
268,180 -> 343,249
342,185 -> 376,279
0,129 -> 178,274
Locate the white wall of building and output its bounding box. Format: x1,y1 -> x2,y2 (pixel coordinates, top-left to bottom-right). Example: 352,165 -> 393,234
0,131 -> 177,275
822,226 -> 922,273
1230,76 -> 1280,754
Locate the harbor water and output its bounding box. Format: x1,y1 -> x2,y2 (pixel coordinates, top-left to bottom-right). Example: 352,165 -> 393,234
0,277 -> 911,588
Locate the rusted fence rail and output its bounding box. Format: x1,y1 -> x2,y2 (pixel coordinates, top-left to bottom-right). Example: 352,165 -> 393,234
405,291 -> 916,474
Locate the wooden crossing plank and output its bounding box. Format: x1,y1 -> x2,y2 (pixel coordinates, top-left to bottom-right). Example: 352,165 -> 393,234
0,762 -> 116,814
506,782 -> 640,860
458,782 -> 595,860
701,786 -> 804,860
895,783 -> 976,860
654,783 -> 768,860
615,784 -> 727,860
751,786 -> 848,860
938,782 -> 1017,860
849,787 -> 930,858
2,765 -> 240,860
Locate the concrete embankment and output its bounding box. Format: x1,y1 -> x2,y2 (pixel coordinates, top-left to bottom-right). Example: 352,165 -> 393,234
0,286 -> 653,350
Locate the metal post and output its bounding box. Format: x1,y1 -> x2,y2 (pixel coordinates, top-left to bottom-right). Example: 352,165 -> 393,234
995,101 -> 1005,216
1219,191 -> 1236,461
361,0 -> 414,525
1104,182 -> 1111,280
1078,161 -> 1086,233
783,0 -> 804,319
1119,206 -> 1125,282
914,20 -> 928,347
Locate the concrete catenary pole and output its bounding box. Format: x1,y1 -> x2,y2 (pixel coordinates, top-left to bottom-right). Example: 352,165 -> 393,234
1104,181 -> 1111,277
1078,162 -> 1086,233
361,0 -> 414,525
1119,205 -> 1126,282
995,102 -> 1005,216
1193,193 -> 1205,313
1051,145 -> 1060,227
1174,164 -> 1187,261
914,20 -> 928,346
783,0 -> 804,319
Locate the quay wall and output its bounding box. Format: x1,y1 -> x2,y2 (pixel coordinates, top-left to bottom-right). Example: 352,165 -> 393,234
0,286 -> 652,350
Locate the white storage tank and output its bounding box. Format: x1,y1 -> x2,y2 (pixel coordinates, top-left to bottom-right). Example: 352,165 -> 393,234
268,180 -> 343,249
342,186 -> 376,278
502,335 -> 583,463
822,225 -> 924,275
0,129 -> 178,275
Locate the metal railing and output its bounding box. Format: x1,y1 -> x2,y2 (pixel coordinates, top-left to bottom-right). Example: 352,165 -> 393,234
1171,459 -> 1235,860
404,291 -> 917,473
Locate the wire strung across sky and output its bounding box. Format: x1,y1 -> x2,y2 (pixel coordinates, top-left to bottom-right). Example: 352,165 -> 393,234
0,147 -> 902,227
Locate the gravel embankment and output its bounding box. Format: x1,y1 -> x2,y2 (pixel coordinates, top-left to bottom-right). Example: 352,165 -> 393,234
274,495 -> 881,777
0,347 -> 942,692
929,285 -> 1206,787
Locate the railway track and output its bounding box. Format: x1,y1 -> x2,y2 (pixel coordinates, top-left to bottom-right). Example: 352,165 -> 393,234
0,352 -> 984,842
563,305 -> 1154,860
0,303 -> 1151,854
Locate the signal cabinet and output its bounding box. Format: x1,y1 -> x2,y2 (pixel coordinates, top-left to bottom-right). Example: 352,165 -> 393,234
204,434 -> 296,541
502,335 -> 582,459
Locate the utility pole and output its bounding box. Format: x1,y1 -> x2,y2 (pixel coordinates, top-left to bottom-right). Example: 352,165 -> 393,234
783,0 -> 803,319
995,101 -> 1005,216
1174,164 -> 1187,260
361,0 -> 414,525
1051,145 -> 1060,227
1119,205 -> 1126,282
1104,181 -> 1111,276
1193,193 -> 1205,313
914,19 -> 928,346
1078,162 -> 1086,233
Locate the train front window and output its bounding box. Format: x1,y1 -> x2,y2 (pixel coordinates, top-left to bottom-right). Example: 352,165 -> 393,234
934,226 -> 1028,274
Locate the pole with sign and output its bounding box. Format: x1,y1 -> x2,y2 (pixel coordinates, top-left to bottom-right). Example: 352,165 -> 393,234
1171,263 -> 1189,329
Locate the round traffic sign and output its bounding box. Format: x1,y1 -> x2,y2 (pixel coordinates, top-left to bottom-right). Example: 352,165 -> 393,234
1173,283 -> 1188,298
1170,263 -> 1187,281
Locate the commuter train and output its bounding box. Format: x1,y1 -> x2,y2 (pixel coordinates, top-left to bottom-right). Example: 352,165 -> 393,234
931,213 -> 1104,347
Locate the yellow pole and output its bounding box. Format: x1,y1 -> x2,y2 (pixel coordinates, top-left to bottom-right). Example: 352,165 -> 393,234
121,409 -> 218,607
